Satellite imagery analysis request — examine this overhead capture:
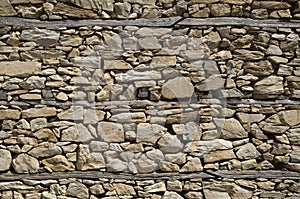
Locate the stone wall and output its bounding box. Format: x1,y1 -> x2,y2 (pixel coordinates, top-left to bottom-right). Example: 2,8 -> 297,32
0,0 -> 300,198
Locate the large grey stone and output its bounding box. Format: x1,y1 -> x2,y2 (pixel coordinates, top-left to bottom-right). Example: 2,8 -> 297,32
135,28 -> 172,37
0,149 -> 11,171
28,143 -> 62,158
236,143 -> 261,160
67,182 -> 89,199
137,123 -> 166,145
158,134 -> 184,153
21,29 -> 60,46
161,77 -> 194,100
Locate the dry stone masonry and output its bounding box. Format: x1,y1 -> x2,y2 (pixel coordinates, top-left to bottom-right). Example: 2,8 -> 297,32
0,0 -> 300,198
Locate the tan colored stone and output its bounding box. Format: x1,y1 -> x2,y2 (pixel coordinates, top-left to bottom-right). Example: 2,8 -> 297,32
0,109 -> 21,120
0,61 -> 41,77
0,149 -> 11,171
57,106 -> 83,121
214,118 -> 248,139
253,76 -> 283,99
0,0 -> 17,16
104,60 -> 132,70
162,77 -> 194,100
76,144 -> 105,170
180,157 -> 203,172
22,107 -> 57,118
150,56 -> 177,68
53,3 -> 98,18
67,182 -> 89,199
203,149 -> 236,163
61,124 -> 94,143
236,113 -> 265,124
42,155 -> 75,172
113,183 -> 136,196
98,122 -> 124,142
19,94 -> 42,100
12,154 -> 39,174
278,110 -> 300,127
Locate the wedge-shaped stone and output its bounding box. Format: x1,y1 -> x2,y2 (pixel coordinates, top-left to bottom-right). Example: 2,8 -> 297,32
214,118 -> 248,139
0,0 -> 17,16
57,106 -> 84,121
204,149 -> 236,163
253,76 -> 283,99
0,61 -> 41,77
42,155 -> 75,172
137,123 -> 166,145
22,107 -> 57,118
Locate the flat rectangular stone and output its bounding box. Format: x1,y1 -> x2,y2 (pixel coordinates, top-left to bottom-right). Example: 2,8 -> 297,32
0,61 -> 41,77
22,107 -> 57,118
0,109 -> 21,120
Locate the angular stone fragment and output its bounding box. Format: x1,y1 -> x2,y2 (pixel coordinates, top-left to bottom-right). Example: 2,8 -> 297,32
244,60 -> 274,76
287,129 -> 300,145
0,109 -> 21,120
180,157 -> 203,172
22,107 -> 57,118
162,192 -> 184,199
42,155 -> 75,172
53,3 -> 98,18
162,77 -> 194,100
214,118 -> 247,139
136,155 -> 158,173
236,113 -> 265,124
98,122 -> 124,142
278,110 -> 300,127
29,143 -> 62,158
0,149 -> 11,171
236,143 -> 260,160
266,45 -> 282,56
104,60 -> 132,70
21,76 -> 46,89
113,183 -> 136,196
172,122 -> 202,141
13,154 -> 39,173
210,4 -> 231,16
194,139 -> 233,155
144,182 -> 166,193
150,56 -> 176,68
204,190 -> 231,199
0,0 -> 17,16
67,182 -> 89,199
61,124 -> 94,143
107,159 -> 128,172
57,106 -> 83,121
0,61 -> 41,77
253,1 -> 291,9
83,109 -> 105,124
137,123 -> 166,145
90,184 -> 105,195
253,76 -> 283,99
204,149 -> 236,163
34,129 -> 57,142
110,112 -> 146,123
21,29 -> 60,46
158,134 -> 184,153
76,144 -> 105,170
138,37 -> 162,50
233,49 -> 264,60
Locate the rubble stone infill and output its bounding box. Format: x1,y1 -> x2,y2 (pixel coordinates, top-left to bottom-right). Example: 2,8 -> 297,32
1,3 -> 300,199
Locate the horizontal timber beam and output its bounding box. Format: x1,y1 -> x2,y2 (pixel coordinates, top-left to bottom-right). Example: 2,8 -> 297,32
1,17 -> 300,28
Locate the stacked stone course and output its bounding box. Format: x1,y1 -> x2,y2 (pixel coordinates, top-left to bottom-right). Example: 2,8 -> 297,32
0,0 -> 300,198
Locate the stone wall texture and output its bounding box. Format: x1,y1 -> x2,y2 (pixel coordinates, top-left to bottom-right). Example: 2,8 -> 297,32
0,0 -> 300,198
